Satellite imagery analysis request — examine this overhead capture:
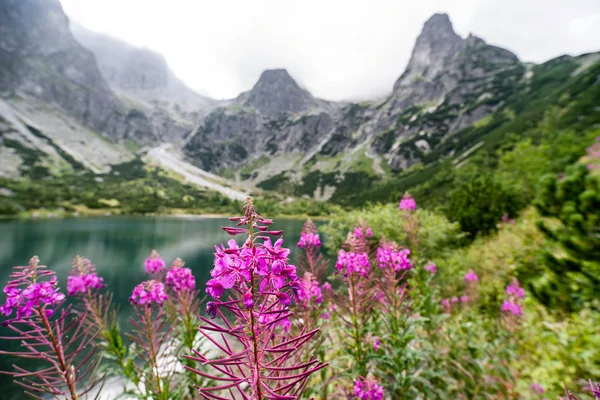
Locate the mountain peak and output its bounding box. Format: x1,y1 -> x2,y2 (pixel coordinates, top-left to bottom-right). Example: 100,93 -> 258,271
243,69 -> 316,115
393,13 -> 462,92
422,13 -> 455,35
255,69 -> 297,86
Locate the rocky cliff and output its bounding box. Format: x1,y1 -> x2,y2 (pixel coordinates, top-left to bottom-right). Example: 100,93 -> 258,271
71,24 -> 217,142
0,0 -> 158,144
183,13 -> 525,193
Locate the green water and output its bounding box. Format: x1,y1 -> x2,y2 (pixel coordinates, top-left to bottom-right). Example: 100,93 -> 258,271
0,216 -> 309,399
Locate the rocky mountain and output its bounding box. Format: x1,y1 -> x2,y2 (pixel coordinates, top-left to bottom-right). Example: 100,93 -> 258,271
0,0 -> 153,178
183,13 -> 526,197
1,1 -> 598,205
184,69 -> 341,178
0,0 -> 217,180
71,24 -> 217,142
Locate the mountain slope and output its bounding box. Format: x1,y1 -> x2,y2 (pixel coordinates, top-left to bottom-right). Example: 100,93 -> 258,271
71,24 -> 218,143
0,0 -> 156,143
182,13 -> 526,200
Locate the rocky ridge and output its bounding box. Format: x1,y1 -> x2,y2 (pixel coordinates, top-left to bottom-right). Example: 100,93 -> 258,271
1,2 -> 597,204
183,13 -> 525,196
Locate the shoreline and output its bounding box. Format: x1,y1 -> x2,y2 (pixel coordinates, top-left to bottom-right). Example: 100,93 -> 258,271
0,208 -> 332,222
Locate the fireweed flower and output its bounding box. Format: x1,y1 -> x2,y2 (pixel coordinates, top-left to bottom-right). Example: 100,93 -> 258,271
297,271 -> 323,308
297,220 -> 322,249
399,192 -> 417,211
376,242 -> 411,271
1,260 -> 65,322
506,280 -> 525,298
0,257 -> 102,399
354,375 -> 384,400
424,261 -> 437,273
336,249 -> 370,277
66,256 -> 104,296
298,232 -> 322,248
165,258 -> 196,292
184,197 -> 327,399
501,300 -> 523,316
372,336 -> 381,351
502,278 -> 525,317
464,270 -> 479,282
129,280 -> 169,306
145,249 -> 166,274
531,383 -> 544,393
321,303 -> 337,320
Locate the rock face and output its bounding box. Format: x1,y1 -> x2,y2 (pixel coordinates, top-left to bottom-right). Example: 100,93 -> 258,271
71,24 -> 214,111
184,13 -> 524,189
0,0 -> 156,143
71,24 -> 217,143
237,69 -> 330,116
184,69 -> 339,172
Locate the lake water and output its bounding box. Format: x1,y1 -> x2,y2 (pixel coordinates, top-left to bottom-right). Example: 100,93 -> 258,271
0,216 -> 311,399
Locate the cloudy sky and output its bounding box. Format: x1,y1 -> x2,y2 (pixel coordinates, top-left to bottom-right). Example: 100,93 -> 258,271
59,0 -> 600,101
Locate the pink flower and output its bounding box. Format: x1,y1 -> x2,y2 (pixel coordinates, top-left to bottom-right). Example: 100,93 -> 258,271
451,296 -> 459,304
243,289 -> 254,309
321,304 -> 337,320
376,243 -> 411,271
506,280 -> 525,299
336,249 -> 370,277
399,193 -> 416,211
66,257 -> 104,296
373,337 -> 381,351
297,272 -> 323,308
165,258 -> 196,292
145,250 -> 166,274
441,298 -> 451,311
531,383 -> 544,393
1,275 -> 65,320
297,232 -> 322,249
206,279 -> 225,299
424,262 -> 437,274
460,295 -> 470,303
464,270 -> 479,282
321,282 -> 332,292
354,375 -> 384,400
129,280 -> 168,306
501,300 -> 523,316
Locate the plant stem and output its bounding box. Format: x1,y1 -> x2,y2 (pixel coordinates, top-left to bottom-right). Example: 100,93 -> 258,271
145,306 -> 162,397
348,273 -> 365,375
38,307 -> 78,400
247,214 -> 264,400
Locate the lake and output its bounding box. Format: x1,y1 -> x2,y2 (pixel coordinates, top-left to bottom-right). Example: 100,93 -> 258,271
0,216 -> 311,399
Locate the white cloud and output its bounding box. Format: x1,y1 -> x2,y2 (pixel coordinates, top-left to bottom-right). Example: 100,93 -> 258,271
59,0 -> 600,101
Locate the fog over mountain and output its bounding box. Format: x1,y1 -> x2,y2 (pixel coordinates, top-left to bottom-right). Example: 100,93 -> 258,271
58,0 -> 600,101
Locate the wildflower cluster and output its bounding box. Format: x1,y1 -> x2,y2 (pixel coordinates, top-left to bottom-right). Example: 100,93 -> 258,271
129,280 -> 169,306
165,257 -> 196,292
205,235 -> 297,305
145,249 -> 166,274
424,261 -> 437,273
1,258 -> 65,321
399,192 -> 417,211
354,375 -> 385,400
67,256 -> 104,296
185,197 -> 327,399
297,271 -> 323,308
297,219 -> 322,249
464,270 -> 479,282
376,242 -> 411,270
0,257 -> 101,399
336,249 -> 370,276
501,279 -> 525,316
